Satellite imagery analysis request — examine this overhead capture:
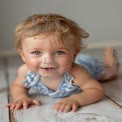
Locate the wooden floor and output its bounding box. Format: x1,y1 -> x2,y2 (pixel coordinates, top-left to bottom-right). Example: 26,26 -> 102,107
0,48 -> 122,122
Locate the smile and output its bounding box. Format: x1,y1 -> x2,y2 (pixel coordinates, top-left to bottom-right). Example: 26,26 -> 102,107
40,67 -> 57,71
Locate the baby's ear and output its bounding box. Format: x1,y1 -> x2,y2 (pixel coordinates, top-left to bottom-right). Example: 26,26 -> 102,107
17,49 -> 26,62
74,53 -> 76,59
73,52 -> 78,61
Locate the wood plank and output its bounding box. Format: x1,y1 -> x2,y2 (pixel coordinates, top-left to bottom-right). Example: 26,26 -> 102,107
102,48 -> 122,106
6,56 -> 23,122
0,58 -> 9,122
7,48 -> 122,122
84,47 -> 122,106
13,95 -> 122,122
0,108 -> 9,122
102,73 -> 122,106
7,56 -> 23,86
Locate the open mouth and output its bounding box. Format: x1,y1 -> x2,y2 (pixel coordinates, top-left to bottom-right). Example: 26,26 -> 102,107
41,67 -> 57,71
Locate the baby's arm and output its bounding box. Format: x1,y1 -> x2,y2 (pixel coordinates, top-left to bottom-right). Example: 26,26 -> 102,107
6,64 -> 41,110
54,64 -> 104,112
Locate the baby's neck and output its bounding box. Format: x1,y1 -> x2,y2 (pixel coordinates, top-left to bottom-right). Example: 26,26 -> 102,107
41,74 -> 63,83
40,75 -> 63,91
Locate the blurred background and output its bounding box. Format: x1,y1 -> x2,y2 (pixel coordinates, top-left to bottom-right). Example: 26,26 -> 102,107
0,0 -> 122,55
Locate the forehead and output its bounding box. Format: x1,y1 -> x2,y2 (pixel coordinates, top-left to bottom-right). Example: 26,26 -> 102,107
23,34 -> 74,49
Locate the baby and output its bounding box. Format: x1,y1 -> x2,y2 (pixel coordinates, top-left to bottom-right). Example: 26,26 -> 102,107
6,14 -> 118,112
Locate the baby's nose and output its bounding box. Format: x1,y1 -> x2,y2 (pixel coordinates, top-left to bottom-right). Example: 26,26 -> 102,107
42,55 -> 54,66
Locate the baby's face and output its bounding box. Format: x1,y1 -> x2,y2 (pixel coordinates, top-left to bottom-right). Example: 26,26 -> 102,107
19,34 -> 76,79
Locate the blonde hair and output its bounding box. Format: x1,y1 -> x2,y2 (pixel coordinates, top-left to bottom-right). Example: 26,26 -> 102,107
15,13 -> 89,53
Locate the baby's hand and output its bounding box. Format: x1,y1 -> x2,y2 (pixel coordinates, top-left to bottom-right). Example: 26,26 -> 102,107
54,97 -> 79,112
6,97 -> 41,110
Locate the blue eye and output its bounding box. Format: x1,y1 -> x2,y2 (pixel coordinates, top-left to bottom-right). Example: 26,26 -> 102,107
32,51 -> 41,55
55,51 -> 65,55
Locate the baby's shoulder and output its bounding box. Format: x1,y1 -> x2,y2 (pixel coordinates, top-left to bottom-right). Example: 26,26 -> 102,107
70,63 -> 88,75
70,63 -> 91,82
17,64 -> 29,78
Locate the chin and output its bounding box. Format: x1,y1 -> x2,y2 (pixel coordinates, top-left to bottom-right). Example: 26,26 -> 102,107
41,72 -> 61,79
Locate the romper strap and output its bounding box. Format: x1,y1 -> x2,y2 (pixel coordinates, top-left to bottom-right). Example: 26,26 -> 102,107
23,71 -> 40,88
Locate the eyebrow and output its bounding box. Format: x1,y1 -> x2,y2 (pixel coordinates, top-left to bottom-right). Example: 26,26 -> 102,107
27,48 -> 42,51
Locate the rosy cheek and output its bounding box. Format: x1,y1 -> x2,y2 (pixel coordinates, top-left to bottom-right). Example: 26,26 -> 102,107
58,58 -> 72,67
26,59 -> 38,66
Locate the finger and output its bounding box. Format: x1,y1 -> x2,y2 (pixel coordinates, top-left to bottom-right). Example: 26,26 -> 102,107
5,103 -> 12,107
72,104 -> 78,112
14,103 -> 23,110
58,103 -> 67,112
32,99 -> 41,105
63,104 -> 72,112
53,102 -> 62,111
10,104 -> 16,110
23,102 -> 29,109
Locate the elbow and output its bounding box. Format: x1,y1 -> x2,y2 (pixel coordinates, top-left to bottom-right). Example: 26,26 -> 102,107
96,88 -> 105,101
89,87 -> 105,103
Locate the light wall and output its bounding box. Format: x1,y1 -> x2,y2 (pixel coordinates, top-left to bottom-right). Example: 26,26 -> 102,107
0,2 -> 2,49
0,0 -> 122,50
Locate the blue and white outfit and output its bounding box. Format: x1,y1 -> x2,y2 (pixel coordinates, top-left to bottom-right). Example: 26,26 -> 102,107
23,54 -> 104,98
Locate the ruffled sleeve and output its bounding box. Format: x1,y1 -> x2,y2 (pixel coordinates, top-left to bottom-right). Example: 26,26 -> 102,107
23,71 -> 40,88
